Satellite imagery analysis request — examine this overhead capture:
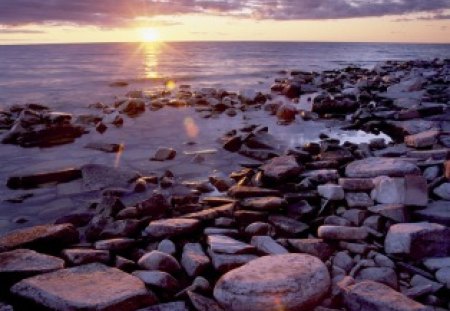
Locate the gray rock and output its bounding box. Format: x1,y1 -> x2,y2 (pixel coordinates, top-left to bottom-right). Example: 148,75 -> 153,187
244,222 -> 275,236
188,291 -> 224,311
345,157 -> 420,178
324,216 -> 352,227
333,251 -> 354,272
151,147 -> 177,161
385,222 -> 450,259
227,185 -> 280,198
138,251 -> 181,273
374,254 -> 395,268
288,238 -> 334,261
11,263 -> 155,310
132,270 -> 179,291
345,192 -> 374,208
423,166 -> 440,181
369,204 -> 407,223
414,201 -> 450,226
318,226 -> 369,240
260,156 -> 302,181
268,215 -> 309,236
371,176 -> 405,205
214,254 -> 330,311
356,267 -> 398,289
144,218 -> 200,239
317,184 -> 344,200
181,243 -> 210,277
342,209 -> 368,226
435,267 -> 450,289
410,274 -> 443,293
433,183 -> 450,201
423,257 -> 450,271
250,236 -> 289,255
61,248 -> 110,265
157,239 -> 176,256
81,164 -> 139,191
339,178 -> 375,191
404,175 -> 428,207
207,249 -> 258,273
207,235 -> 255,255
343,280 -> 428,311
0,224 -> 79,252
0,249 -> 64,278
94,238 -> 135,251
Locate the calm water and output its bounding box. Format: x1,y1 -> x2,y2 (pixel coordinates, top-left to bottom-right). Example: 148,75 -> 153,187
0,41 -> 449,108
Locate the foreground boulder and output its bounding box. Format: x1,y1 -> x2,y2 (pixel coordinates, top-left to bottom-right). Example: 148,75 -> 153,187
213,254 -> 330,311
343,280 -> 427,311
0,224 -> 79,252
11,263 -> 156,310
345,157 -> 420,178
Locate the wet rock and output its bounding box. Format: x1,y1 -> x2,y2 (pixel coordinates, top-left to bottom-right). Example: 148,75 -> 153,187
318,226 -> 368,241
132,270 -> 179,292
214,254 -> 330,311
119,99 -> 146,116
144,218 -> 200,239
317,184 -> 344,200
241,196 -> 286,211
433,183 -> 450,200
61,249 -> 110,265
138,251 -> 181,273
0,249 -> 64,279
385,222 -> 450,259
345,157 -> 420,178
54,212 -> 94,227
85,142 -> 124,153
81,164 -> 140,191
0,224 -> 79,252
151,147 -> 177,161
181,243 -> 210,277
288,239 -> 334,261
7,168 -> 82,190
343,280 -> 427,311
356,267 -> 398,289
260,155 -> 302,181
223,135 -> 242,152
405,130 -> 439,148
11,263 -> 155,310
207,235 -> 255,255
138,194 -> 170,217
85,215 -> 113,242
276,103 -> 297,122
312,97 -> 358,115
250,236 -> 288,255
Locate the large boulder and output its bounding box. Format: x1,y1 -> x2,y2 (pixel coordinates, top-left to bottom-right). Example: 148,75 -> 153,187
213,254 -> 330,311
11,263 -> 156,310
345,158 -> 420,178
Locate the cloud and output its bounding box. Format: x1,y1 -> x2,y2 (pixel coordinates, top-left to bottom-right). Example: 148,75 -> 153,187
0,28 -> 45,34
0,0 -> 449,27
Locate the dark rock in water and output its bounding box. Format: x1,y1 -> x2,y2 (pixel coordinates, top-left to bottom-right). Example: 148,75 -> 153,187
119,99 -> 146,117
96,122 -> 108,133
0,224 -> 79,252
312,97 -> 358,115
282,83 -> 301,99
109,81 -> 129,87
213,254 -> 330,311
85,142 -> 124,153
137,194 -> 170,216
151,147 -> 177,161
0,249 -> 65,279
7,168 -> 82,189
223,135 -> 242,152
11,263 -> 155,311
276,103 -> 297,122
81,164 -> 140,191
54,212 -> 95,227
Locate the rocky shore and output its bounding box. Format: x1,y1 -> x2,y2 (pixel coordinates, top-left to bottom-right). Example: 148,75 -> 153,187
0,58 -> 450,310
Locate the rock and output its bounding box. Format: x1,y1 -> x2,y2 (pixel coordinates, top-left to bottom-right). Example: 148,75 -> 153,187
333,251 -> 354,272
85,142 -> 123,153
339,178 -> 374,191
81,164 -> 139,191
369,204 -> 407,223
356,267 -> 398,289
345,158 -> 420,178
260,155 -> 302,181
374,254 -> 395,268
241,197 -> 286,211
410,274 -> 443,293
345,192 -> 374,208
282,84 -> 301,99
0,224 -> 79,252
208,249 -> 258,273
0,249 -> 64,279
404,130 -> 439,148
94,238 -> 135,251
371,176 -> 405,204
99,219 -> 141,239
132,270 -> 179,291
245,222 -> 275,236
423,165 -> 439,181
404,175 -> 428,207
288,239 -> 334,261
61,249 -> 110,265
342,209 -> 368,226
151,147 -> 177,161
312,97 -> 358,115
214,254 -> 330,311
120,99 -> 145,116
343,280 -> 427,311
268,215 -> 309,236
250,236 -> 289,255
7,168 -> 82,189
138,251 -> 181,273
433,183 -> 450,200
276,104 -> 296,122
138,194 -> 170,217
414,201 -> 450,226
318,226 -> 369,241
157,239 -> 176,256
223,136 -> 242,152
228,185 -> 280,198
385,222 -> 450,259
207,235 -> 255,255
325,216 -> 352,227
445,160 -> 450,179
435,267 -> 450,288
317,184 -> 344,200
144,218 -> 200,239
137,301 -> 189,311
188,291 -> 224,311
11,263 -> 155,310
181,243 -> 210,277
423,257 -> 450,271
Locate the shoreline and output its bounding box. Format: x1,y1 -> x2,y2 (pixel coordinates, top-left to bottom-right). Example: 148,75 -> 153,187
0,58 -> 450,310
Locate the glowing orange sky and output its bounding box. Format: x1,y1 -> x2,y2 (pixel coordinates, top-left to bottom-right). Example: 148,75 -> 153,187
1,14 -> 449,44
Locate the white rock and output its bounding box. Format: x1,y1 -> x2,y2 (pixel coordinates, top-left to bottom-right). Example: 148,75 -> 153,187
317,184 -> 344,200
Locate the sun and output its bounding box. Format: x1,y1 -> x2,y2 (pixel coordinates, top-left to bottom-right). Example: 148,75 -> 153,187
139,28 -> 161,43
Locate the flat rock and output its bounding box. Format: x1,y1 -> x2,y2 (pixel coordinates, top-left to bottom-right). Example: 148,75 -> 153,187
404,175 -> 428,207
0,224 -> 79,252
343,280 -> 427,311
132,270 -> 179,291
250,235 -> 289,255
241,197 -> 286,211
435,267 -> 450,289
7,168 -> 82,190
0,249 -> 64,278
260,155 -> 302,181
181,243 -> 210,277
345,157 -> 420,178
228,185 -> 280,198
214,254 -> 330,311
318,226 -> 368,240
371,176 -> 405,205
208,249 -> 258,273
385,222 -> 450,259
339,178 -> 374,191
268,215 -> 309,236
188,291 -> 224,311
61,248 -> 110,265
433,183 -> 450,200
207,235 -> 255,255
317,184 -> 344,200
81,164 -> 140,191
144,218 -> 200,239
345,192 -> 374,208
404,130 -> 439,148
414,201 -> 450,226
355,267 -> 398,289
288,238 -> 334,261
11,263 -> 155,311
369,204 -> 407,223
423,257 -> 450,271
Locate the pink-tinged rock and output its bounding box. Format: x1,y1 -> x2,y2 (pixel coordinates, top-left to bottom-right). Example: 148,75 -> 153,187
404,175 -> 428,207
11,263 -> 156,311
144,218 -> 200,239
214,254 -> 330,311
345,157 -> 420,178
276,103 -> 297,122
0,249 -> 64,278
318,226 -> 368,241
260,155 -> 302,181
404,130 -> 439,148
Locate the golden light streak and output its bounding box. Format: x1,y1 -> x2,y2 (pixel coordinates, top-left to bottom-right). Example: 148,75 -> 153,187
184,117 -> 199,138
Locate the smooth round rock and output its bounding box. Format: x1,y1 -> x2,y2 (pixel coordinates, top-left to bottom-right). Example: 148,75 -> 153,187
213,254 -> 330,311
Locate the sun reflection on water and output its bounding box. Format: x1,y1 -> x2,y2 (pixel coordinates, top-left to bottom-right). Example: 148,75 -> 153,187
184,117 -> 199,139
143,43 -> 161,79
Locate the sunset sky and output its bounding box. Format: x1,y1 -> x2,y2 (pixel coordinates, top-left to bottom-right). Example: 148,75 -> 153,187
0,0 -> 449,44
